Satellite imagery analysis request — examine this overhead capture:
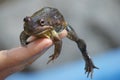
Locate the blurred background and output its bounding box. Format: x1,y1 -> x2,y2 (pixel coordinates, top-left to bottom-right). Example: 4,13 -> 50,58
0,0 -> 120,80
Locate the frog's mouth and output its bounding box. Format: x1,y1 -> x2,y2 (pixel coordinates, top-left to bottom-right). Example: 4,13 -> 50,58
33,25 -> 53,35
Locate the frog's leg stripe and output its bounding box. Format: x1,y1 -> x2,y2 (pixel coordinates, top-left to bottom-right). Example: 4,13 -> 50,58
66,24 -> 98,78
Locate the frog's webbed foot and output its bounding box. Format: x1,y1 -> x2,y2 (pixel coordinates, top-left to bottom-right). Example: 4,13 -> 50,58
47,40 -> 62,64
85,58 -> 99,78
20,31 -> 30,46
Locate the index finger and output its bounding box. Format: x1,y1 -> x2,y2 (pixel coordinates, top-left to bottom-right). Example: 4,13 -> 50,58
0,29 -> 67,70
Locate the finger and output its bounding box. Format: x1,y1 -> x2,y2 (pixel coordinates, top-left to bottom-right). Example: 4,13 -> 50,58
0,39 -> 52,70
0,29 -> 67,70
59,29 -> 68,38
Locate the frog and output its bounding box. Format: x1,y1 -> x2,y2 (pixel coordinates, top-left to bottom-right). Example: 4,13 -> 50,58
20,7 -> 98,78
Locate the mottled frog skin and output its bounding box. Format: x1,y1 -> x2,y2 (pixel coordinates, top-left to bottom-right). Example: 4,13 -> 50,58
20,7 -> 98,78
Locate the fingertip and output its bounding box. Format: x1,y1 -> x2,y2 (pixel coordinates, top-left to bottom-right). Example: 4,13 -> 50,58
59,29 -> 68,38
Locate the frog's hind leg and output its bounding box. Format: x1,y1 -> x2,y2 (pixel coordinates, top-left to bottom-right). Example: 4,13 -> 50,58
47,40 -> 62,64
66,25 -> 98,78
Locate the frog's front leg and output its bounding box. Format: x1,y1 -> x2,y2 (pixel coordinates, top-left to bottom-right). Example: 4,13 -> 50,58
66,25 -> 98,78
20,31 -> 30,46
47,30 -> 62,64
47,40 -> 62,64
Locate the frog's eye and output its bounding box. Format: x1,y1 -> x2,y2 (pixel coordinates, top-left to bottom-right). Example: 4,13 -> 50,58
38,19 -> 45,26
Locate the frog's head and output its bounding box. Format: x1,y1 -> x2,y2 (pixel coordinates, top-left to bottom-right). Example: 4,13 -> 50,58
23,7 -> 67,35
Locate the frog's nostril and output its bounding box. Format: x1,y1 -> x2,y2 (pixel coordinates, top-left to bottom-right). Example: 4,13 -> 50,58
23,16 -> 31,22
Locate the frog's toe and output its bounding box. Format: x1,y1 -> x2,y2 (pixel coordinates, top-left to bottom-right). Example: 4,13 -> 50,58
47,53 -> 59,64
21,42 -> 27,47
84,59 -> 99,78
21,41 -> 31,47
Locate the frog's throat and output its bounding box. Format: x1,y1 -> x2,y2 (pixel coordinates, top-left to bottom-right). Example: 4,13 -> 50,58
34,29 -> 59,40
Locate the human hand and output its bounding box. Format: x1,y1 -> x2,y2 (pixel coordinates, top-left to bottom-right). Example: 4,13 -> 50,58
0,30 -> 67,80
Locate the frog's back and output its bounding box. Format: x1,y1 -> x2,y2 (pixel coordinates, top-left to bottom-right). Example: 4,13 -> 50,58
31,7 -> 58,22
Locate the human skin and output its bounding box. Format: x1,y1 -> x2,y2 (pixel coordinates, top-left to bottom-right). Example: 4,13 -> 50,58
0,30 -> 67,80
